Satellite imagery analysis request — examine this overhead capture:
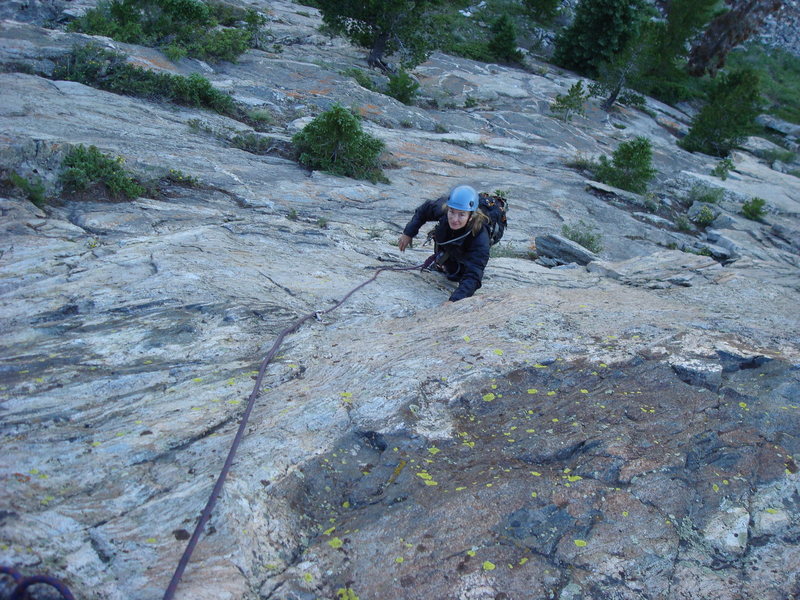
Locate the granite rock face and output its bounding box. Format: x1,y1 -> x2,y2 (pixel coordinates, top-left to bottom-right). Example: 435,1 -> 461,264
1,3 -> 799,600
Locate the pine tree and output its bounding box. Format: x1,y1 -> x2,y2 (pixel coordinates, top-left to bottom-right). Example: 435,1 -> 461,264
553,0 -> 646,77
314,0 -> 439,69
678,68 -> 763,157
591,23 -> 653,111
634,0 -> 719,102
523,0 -> 561,23
591,0 -> 722,108
594,136 -> 657,193
488,14 -> 524,64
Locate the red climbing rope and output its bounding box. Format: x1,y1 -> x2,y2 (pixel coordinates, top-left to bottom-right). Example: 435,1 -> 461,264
163,260 -> 428,600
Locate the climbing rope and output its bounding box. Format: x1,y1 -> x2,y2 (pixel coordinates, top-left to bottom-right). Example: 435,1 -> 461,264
0,259 -> 430,600
163,259 -> 429,600
0,565 -> 76,600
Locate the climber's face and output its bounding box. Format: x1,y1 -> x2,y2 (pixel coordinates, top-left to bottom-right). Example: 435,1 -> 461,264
447,207 -> 471,230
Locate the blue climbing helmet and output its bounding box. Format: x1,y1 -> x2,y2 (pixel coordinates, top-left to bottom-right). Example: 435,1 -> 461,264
447,185 -> 479,212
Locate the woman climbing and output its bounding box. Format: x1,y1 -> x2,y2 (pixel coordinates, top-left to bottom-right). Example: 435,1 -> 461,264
397,184 -> 490,302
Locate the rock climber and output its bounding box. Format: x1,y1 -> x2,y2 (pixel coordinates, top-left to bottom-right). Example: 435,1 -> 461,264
397,184 -> 490,302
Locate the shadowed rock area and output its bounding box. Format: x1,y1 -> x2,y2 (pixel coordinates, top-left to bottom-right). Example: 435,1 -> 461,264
273,358 -> 799,600
1,1 -> 799,599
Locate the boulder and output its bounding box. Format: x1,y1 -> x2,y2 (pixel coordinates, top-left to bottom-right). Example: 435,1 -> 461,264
535,233 -> 599,265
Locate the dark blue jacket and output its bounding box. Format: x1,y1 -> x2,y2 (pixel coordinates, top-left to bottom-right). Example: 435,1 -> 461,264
403,198 -> 490,301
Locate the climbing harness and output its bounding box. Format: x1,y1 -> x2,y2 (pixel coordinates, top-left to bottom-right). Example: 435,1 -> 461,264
0,565 -> 76,600
162,259 -> 429,600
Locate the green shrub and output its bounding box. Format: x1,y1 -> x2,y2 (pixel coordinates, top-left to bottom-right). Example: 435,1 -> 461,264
316,0 -> 437,69
183,27 -> 253,63
691,205 -> 715,227
688,183 -> 723,204
247,109 -> 272,123
53,44 -> 235,116
231,132 -> 272,154
8,171 -> 47,207
741,197 -> 767,221
642,192 -> 659,212
455,41 -> 495,63
424,3 -> 534,65
292,104 -> 387,183
187,118 -> 215,134
165,169 -> 199,186
754,148 -> 797,164
60,144 -> 145,199
246,108 -> 273,124
594,136 -> 656,193
386,70 -> 419,105
170,72 -> 236,113
727,42 -> 800,125
618,91 -> 647,109
678,68 -> 763,157
675,215 -> 692,232
711,157 -> 734,180
343,68 -> 377,91
551,80 -> 588,121
68,0 -> 263,63
682,245 -> 713,257
562,220 -> 603,253
565,152 -> 597,171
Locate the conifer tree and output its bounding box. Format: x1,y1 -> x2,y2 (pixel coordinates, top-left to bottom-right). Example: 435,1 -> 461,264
678,68 -> 763,157
591,0 -> 721,108
553,0 -> 646,77
314,0 -> 439,69
523,0 -> 561,24
488,14 -> 524,64
635,0 -> 719,102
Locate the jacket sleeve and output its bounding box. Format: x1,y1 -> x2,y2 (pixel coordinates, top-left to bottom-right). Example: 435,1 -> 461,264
450,228 -> 490,302
403,198 -> 446,238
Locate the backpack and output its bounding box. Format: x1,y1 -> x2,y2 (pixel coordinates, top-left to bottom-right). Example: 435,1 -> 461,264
478,192 -> 508,246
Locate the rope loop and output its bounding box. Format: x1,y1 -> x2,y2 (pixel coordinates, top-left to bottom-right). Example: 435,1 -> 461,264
0,566 -> 76,600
